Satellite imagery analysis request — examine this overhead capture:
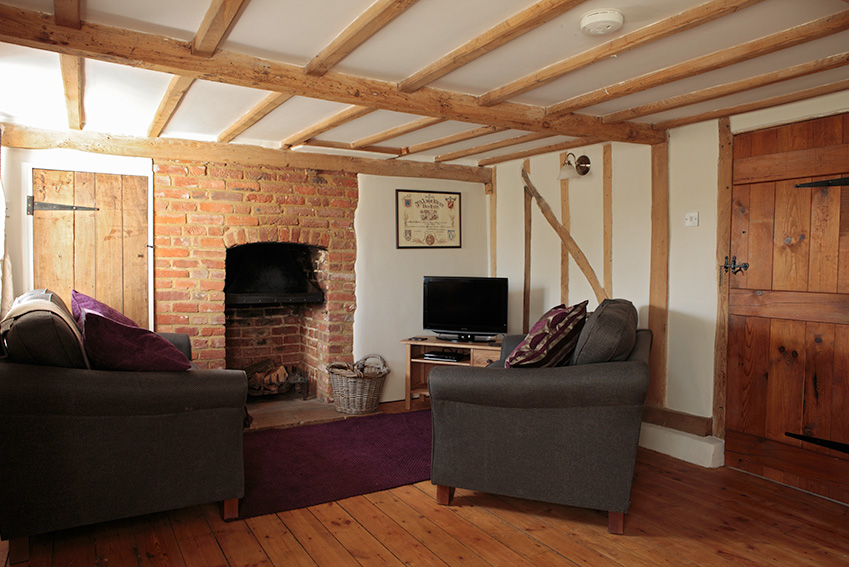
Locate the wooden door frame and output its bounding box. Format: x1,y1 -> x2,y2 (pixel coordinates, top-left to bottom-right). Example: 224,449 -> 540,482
20,152 -> 154,326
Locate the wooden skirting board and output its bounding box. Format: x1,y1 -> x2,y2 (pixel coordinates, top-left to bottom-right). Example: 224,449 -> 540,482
642,405 -> 713,438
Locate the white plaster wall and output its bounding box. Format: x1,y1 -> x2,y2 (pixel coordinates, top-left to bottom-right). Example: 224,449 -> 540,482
666,121 -> 720,418
354,175 -> 489,402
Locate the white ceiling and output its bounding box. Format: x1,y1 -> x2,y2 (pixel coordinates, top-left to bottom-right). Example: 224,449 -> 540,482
0,0 -> 847,166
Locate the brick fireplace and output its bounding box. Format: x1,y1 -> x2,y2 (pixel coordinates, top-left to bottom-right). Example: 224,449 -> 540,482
151,160 -> 357,401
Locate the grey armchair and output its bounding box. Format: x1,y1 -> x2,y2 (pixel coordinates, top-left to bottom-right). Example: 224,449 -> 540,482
428,299 -> 650,534
0,290 -> 247,563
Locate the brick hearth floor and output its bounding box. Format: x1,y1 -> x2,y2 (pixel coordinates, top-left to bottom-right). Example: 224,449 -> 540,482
245,393 -> 432,430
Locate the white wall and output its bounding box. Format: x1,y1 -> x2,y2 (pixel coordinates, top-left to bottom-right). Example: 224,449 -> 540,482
354,174 -> 489,402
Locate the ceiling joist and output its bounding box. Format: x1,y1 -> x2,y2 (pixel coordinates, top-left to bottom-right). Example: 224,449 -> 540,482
193,0 -> 247,57
546,9 -> 849,117
351,116 -> 444,149
53,0 -> 80,29
478,137 -> 604,166
59,54 -> 84,130
304,0 -> 419,77
604,51 -> 849,124
1,122 -> 491,184
0,3 -> 664,145
404,125 -> 509,157
397,0 -> 588,93
435,131 -> 554,163
218,92 -> 293,143
282,105 -> 375,147
148,75 -> 195,137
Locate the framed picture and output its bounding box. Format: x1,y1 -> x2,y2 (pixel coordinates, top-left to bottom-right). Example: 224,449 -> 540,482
396,190 -> 461,248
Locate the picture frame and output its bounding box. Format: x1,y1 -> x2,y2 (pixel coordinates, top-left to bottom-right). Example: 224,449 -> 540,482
395,190 -> 461,249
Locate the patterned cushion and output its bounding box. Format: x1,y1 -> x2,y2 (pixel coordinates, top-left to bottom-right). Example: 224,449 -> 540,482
505,301 -> 588,368
570,299 -> 638,365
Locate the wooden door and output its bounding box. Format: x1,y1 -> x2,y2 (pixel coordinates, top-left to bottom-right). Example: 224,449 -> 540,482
725,113 -> 849,504
32,169 -> 149,326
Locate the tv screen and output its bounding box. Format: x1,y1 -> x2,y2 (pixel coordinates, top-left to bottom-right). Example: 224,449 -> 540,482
423,276 -> 508,340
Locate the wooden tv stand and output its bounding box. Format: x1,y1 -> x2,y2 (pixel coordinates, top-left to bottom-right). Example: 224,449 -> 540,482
401,336 -> 502,410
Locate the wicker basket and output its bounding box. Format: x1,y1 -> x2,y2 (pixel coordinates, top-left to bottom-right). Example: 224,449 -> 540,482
327,354 -> 389,415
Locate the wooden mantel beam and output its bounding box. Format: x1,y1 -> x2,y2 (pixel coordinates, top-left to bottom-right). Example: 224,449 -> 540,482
0,3 -> 665,145
0,123 -> 492,184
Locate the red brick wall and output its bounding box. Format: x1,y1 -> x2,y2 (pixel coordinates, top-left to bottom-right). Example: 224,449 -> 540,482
152,160 -> 357,400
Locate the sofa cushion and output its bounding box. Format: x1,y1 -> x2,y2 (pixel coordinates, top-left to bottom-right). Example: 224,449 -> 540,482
0,289 -> 89,368
71,289 -> 137,329
505,301 -> 587,368
80,309 -> 192,371
570,298 -> 638,365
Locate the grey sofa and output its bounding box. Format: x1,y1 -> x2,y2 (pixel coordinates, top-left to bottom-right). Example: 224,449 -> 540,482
429,299 -> 650,534
0,290 -> 247,563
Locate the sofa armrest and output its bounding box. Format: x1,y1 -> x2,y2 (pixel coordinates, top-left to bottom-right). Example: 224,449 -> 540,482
0,363 -> 247,417
157,332 -> 192,360
428,359 -> 649,409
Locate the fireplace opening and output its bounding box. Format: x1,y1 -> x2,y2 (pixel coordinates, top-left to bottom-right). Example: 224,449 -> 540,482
224,242 -> 324,306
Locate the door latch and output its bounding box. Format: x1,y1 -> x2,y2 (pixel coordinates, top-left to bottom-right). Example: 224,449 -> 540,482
723,256 -> 749,275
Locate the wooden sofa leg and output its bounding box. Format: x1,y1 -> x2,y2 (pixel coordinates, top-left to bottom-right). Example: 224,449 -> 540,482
608,511 -> 624,535
435,485 -> 455,506
222,498 -> 239,520
9,536 -> 29,564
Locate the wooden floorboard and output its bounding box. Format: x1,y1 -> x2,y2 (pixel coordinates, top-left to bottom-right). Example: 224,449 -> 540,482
6,446 -> 849,566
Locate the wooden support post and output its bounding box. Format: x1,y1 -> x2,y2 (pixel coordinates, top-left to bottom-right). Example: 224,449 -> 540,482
487,170 -> 497,277
560,153 -> 570,305
608,512 -> 624,535
521,169 -> 609,304
603,143 -> 613,297
522,160 -> 532,333
222,498 -> 239,520
648,140 -> 670,407
713,117 -> 733,439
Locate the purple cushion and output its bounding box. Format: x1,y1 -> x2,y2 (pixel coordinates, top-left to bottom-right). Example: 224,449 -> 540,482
505,301 -> 588,368
72,290 -> 137,329
80,309 -> 191,371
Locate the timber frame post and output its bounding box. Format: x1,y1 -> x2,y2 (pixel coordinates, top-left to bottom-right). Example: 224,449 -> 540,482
647,139 -> 670,407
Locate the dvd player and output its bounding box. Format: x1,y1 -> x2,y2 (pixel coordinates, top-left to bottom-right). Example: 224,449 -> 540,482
422,351 -> 468,362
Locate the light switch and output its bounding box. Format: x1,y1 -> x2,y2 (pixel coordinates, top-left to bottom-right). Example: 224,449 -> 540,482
684,212 -> 699,227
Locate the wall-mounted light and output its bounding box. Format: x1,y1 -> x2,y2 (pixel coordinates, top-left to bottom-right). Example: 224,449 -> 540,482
558,153 -> 591,180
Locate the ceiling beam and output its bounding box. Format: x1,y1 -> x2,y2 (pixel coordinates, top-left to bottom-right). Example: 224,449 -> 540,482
434,131 -> 554,163
218,92 -> 293,143
304,0 -> 419,77
398,0 -> 588,93
1,123 -> 492,184
53,0 -> 80,29
477,137 -> 605,166
546,10 -> 849,117
652,79 -> 849,130
148,75 -> 195,137
604,52 -> 849,124
282,105 -> 376,147
300,139 -> 402,156
404,126 -> 509,156
0,4 -> 664,144
59,55 -> 84,130
193,0 -> 247,57
351,116 -> 444,148
478,0 -> 765,107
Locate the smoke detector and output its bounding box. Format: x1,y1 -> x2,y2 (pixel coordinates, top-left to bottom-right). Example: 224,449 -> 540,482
580,9 -> 624,35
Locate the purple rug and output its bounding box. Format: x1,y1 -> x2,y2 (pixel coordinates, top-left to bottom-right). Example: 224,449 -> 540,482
240,409 -> 432,519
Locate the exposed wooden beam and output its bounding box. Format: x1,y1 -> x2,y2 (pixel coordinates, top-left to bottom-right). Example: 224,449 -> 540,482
647,140 -> 670,408
0,4 -> 664,144
147,75 -> 195,138
398,0 -> 588,93
523,160 -> 533,334
304,0 -> 419,76
0,123 -> 492,184
351,116 -> 444,148
477,137 -> 602,166
434,131 -> 553,163
53,0 -> 80,29
603,143 -> 612,296
653,78 -> 849,130
403,126 -> 508,156
193,0 -> 247,57
218,92 -> 292,143
604,52 -> 849,123
713,116 -> 733,439
546,10 -> 849,117
59,54 -> 84,130
300,139 -> 402,156
478,0 -> 765,106
282,105 -> 375,147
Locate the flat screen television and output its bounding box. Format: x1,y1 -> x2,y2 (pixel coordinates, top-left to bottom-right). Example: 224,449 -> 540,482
423,276 -> 508,341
